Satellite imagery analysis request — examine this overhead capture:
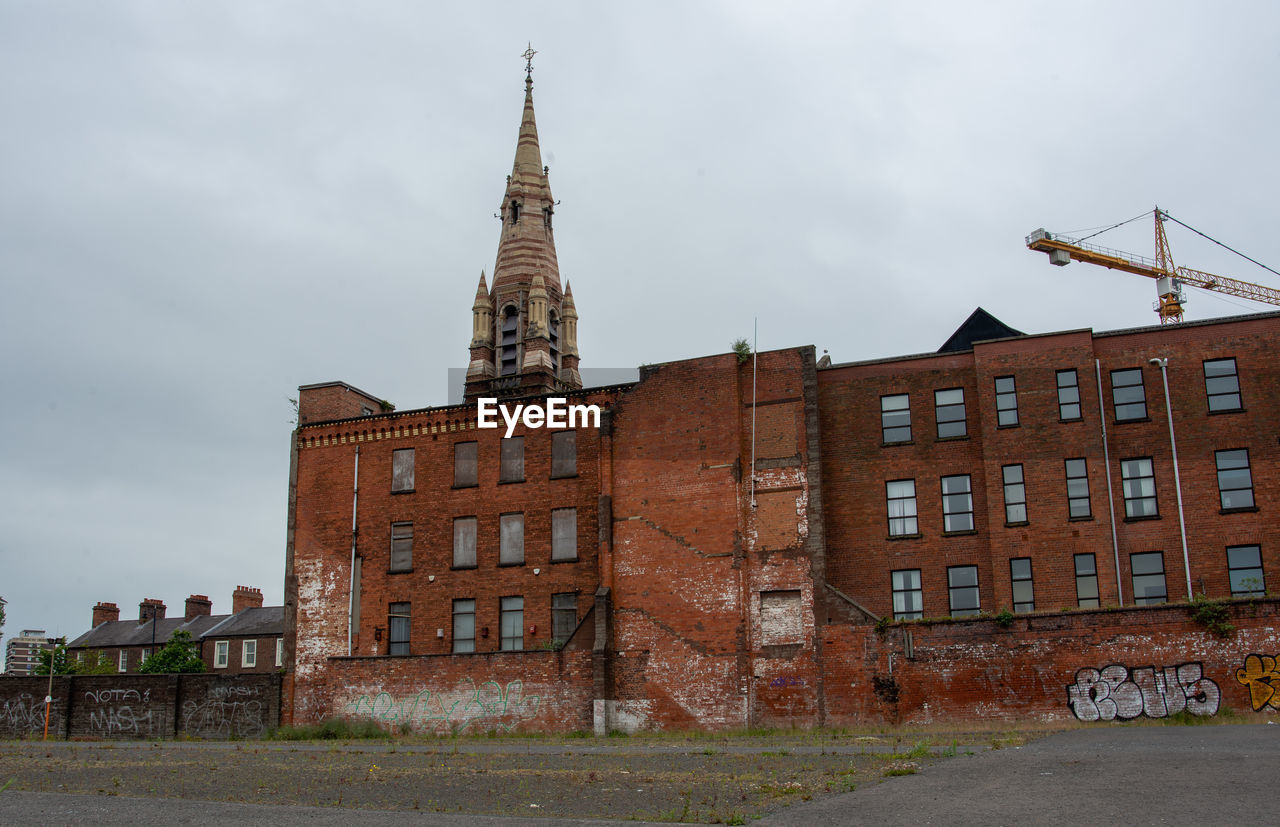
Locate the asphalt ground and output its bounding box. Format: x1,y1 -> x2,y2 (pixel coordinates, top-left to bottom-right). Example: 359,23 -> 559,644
0,723 -> 1275,824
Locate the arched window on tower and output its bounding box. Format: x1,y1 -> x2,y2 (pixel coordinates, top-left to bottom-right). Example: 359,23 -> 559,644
543,205 -> 553,231
509,200 -> 521,224
549,311 -> 560,377
499,306 -> 520,376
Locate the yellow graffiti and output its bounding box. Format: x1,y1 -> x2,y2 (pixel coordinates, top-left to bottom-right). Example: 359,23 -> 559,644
1235,654 -> 1280,712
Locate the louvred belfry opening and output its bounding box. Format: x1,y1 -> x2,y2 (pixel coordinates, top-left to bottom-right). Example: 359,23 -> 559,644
466,50 -> 581,401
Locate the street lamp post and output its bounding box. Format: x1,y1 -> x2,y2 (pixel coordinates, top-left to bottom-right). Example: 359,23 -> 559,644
1149,357 -> 1193,600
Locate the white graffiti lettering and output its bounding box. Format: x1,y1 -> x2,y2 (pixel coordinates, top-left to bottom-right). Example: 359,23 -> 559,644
344,678 -> 541,734
1067,662 -> 1220,722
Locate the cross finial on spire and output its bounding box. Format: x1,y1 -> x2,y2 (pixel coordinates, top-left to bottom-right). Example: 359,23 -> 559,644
522,43 -> 537,79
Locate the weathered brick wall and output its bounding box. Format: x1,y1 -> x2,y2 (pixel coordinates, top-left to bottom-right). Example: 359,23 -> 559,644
327,650 -> 593,733
297,383 -> 385,425
826,600 -> 1280,725
0,674 -> 281,739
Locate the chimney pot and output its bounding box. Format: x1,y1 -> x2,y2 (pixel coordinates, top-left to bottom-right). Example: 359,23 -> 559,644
92,601 -> 120,626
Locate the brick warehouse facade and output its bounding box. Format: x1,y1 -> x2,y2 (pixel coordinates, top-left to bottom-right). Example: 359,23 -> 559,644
283,62 -> 1280,732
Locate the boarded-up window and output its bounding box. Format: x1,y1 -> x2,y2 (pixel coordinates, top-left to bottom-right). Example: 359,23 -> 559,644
500,437 -> 524,482
759,590 -> 803,646
453,517 -> 477,569
392,448 -> 414,492
500,513 -> 524,565
390,522 -> 413,571
454,441 -> 478,487
551,508 -> 577,561
551,430 -> 577,478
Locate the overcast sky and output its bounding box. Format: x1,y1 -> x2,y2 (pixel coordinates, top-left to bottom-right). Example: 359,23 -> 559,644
3,1 -> 1278,657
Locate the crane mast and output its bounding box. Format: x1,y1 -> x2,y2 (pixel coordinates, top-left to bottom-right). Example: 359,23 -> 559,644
1026,208 -> 1280,324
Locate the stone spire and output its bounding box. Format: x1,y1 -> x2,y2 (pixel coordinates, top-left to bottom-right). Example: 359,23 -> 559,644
465,48 -> 581,401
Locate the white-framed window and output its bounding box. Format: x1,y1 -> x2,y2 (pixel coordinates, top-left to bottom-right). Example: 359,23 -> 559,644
118,650 -> 128,672
275,637 -> 284,668
242,639 -> 257,668
214,640 -> 229,669
140,648 -> 151,665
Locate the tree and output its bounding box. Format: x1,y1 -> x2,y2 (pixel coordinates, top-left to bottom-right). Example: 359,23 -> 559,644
138,629 -> 206,674
33,642 -> 73,675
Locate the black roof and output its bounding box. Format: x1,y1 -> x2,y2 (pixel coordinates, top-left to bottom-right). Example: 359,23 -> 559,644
66,607 -> 282,649
203,606 -> 284,638
937,307 -> 1025,353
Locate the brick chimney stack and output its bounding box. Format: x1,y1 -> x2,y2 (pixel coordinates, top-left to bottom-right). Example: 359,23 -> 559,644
185,594 -> 213,621
232,586 -> 263,613
139,599 -> 166,622
92,602 -> 120,627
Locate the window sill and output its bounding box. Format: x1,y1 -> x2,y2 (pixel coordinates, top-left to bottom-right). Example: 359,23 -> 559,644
881,440 -> 914,448
388,568 -> 413,575
391,489 -> 415,495
550,556 -> 579,564
550,473 -> 579,480
1004,521 -> 1029,528
942,529 -> 978,537
451,483 -> 479,490
1220,506 -> 1259,515
1113,417 -> 1151,425
451,564 -> 478,571
497,479 -> 526,485
497,561 -> 526,568
935,434 -> 970,443
1068,514 -> 1095,522
996,423 -> 1020,430
1123,513 -> 1161,523
887,533 -> 922,541
1207,407 -> 1245,416
1058,417 -> 1084,424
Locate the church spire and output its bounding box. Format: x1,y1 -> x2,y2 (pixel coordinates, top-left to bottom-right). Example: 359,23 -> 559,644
465,47 -> 581,402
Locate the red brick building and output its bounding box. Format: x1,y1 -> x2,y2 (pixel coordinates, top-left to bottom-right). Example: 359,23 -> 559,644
284,60 -> 1280,732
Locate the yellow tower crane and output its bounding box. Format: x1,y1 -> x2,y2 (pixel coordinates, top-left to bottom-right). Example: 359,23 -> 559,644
1026,207 -> 1280,324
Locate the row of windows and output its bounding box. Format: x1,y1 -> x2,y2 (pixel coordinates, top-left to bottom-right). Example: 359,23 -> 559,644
391,432 -> 578,493
890,545 -> 1266,619
886,448 -> 1255,535
387,594 -> 579,655
101,639 -> 283,671
388,508 -> 578,572
878,358 -> 1243,444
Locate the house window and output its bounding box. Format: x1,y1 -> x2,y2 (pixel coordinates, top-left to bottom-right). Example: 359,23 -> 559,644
881,394 -> 911,443
499,513 -> 525,565
948,565 -> 980,616
140,648 -> 151,665
390,522 -> 413,572
891,569 -> 922,620
1056,369 -> 1082,420
995,376 -> 1018,427
1203,358 -> 1242,412
941,474 -> 974,533
1130,552 -> 1167,605
388,603 -> 411,655
243,640 -> 257,668
500,436 -> 524,482
275,638 -> 284,668
935,388 -> 967,438
1110,368 -> 1147,421
500,596 -> 524,651
215,641 -> 229,669
391,448 -> 414,492
1010,558 -> 1034,613
551,430 -> 577,478
552,593 -> 578,646
452,599 -> 476,653
453,516 -> 477,568
1215,449 -> 1254,510
1227,545 -> 1265,597
1002,464 -> 1026,524
551,508 -> 577,561
1065,458 -> 1092,519
118,650 -> 128,672
1121,457 -> 1158,518
454,441 -> 478,487
1075,554 -> 1100,608
886,480 -> 918,536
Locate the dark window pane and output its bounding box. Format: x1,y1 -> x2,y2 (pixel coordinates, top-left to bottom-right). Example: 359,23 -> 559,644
551,430 -> 577,478
390,522 -> 412,571
500,437 -> 524,482
454,441 -> 478,487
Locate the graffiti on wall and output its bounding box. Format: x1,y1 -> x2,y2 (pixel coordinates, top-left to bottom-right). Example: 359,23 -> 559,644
1235,654 -> 1280,712
1,692 -> 53,736
83,687 -> 161,736
345,677 -> 541,733
182,683 -> 268,738
1067,663 -> 1220,722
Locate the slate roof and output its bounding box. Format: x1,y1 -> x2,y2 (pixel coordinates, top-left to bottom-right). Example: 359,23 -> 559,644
66,608 -> 282,649
936,307 -> 1025,353
202,606 -> 284,639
